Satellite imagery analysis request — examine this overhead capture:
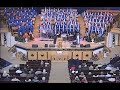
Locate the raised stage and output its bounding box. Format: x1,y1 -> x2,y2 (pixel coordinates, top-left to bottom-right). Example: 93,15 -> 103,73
15,38 -> 105,61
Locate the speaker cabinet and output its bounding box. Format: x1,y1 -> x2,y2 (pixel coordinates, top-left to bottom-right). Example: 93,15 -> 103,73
45,44 -> 48,48
49,44 -> 55,48
32,44 -> 38,48
70,45 -> 76,48
85,44 -> 90,48
80,44 -> 84,48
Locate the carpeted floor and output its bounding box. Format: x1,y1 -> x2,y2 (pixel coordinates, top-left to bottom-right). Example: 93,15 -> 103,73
0,58 -> 12,69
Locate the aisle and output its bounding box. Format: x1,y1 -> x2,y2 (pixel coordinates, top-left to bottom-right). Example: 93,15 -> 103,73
49,61 -> 70,83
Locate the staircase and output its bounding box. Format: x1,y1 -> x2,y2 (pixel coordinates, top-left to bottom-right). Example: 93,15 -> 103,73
78,15 -> 86,37
33,16 -> 41,38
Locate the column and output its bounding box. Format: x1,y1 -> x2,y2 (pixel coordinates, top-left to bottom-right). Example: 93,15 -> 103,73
106,32 -> 113,47
115,33 -> 118,46
1,33 -> 4,46
118,34 -> 120,46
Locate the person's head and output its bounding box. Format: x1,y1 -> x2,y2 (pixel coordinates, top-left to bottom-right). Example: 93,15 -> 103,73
110,58 -> 113,60
42,77 -> 46,80
34,76 -> 38,80
78,65 -> 81,68
80,72 -> 84,75
100,72 -> 104,75
92,80 -> 96,83
15,64 -> 18,68
3,70 -> 7,74
26,77 -> 30,81
99,80 -> 103,83
90,65 -> 93,68
88,72 -> 92,75
30,68 -> 33,71
84,64 -> 87,67
43,69 -> 46,72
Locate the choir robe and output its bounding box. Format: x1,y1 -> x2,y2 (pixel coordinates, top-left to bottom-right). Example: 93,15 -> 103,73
25,25 -> 30,32
21,26 -> 25,34
18,27 -> 22,35
67,24 -> 71,33
29,25 -> 33,32
56,24 -> 59,33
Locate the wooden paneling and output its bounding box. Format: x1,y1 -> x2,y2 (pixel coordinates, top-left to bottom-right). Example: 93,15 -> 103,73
26,50 -> 93,61
28,51 -> 38,60
73,51 -> 82,60
48,51 -> 56,60
48,51 -> 72,61
38,51 -> 48,60
83,51 -> 92,60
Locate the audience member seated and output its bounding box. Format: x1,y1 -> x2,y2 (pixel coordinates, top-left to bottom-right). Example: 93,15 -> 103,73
25,77 -> 32,83
0,60 -> 51,83
11,76 -> 20,82
68,58 -> 120,83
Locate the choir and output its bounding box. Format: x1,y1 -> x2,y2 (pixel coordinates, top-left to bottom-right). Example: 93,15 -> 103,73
2,7 -> 114,41
3,7 -> 37,35
82,11 -> 113,37
40,8 -> 80,38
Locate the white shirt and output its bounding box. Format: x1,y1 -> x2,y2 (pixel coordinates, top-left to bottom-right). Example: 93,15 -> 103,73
11,78 -> 20,82
105,74 -> 112,77
105,66 -> 112,70
16,70 -> 22,74
108,78 -> 115,82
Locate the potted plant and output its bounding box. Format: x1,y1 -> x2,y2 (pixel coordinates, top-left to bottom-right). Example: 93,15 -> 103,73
103,46 -> 110,57
91,54 -> 99,61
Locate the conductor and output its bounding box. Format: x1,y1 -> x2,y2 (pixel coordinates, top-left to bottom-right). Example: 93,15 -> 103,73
53,34 -> 57,44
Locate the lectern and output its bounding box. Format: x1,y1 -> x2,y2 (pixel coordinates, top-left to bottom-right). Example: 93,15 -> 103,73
57,37 -> 62,48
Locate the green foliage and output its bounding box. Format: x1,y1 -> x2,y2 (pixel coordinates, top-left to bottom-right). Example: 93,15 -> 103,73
15,35 -> 25,42
91,54 -> 99,61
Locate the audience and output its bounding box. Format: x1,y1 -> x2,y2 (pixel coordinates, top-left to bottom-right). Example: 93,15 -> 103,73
68,57 -> 120,83
0,60 -> 51,83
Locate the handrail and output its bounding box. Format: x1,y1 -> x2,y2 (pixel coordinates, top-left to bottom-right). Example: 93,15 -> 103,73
8,45 -> 15,52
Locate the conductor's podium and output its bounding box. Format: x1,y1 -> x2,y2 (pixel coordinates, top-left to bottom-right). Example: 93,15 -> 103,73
57,38 -> 62,48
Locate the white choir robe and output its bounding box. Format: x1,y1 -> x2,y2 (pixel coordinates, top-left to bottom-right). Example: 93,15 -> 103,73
54,25 -> 57,34
62,24 -> 65,33
76,34 -> 80,44
88,26 -> 91,33
58,25 -> 61,33
77,24 -> 80,31
101,28 -> 104,35
94,27 -> 97,33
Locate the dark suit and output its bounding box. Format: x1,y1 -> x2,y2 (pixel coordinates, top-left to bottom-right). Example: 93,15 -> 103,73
53,35 -> 57,44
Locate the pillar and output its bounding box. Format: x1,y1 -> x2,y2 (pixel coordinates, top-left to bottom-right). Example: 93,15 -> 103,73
106,32 -> 113,48
1,33 -> 4,46
118,34 -> 120,46
115,33 -> 118,46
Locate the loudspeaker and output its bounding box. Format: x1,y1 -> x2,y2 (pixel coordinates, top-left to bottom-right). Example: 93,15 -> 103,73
32,44 -> 38,48
85,44 -> 90,48
80,44 -> 84,47
70,45 -> 76,48
49,44 -> 55,48
45,44 -> 48,48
